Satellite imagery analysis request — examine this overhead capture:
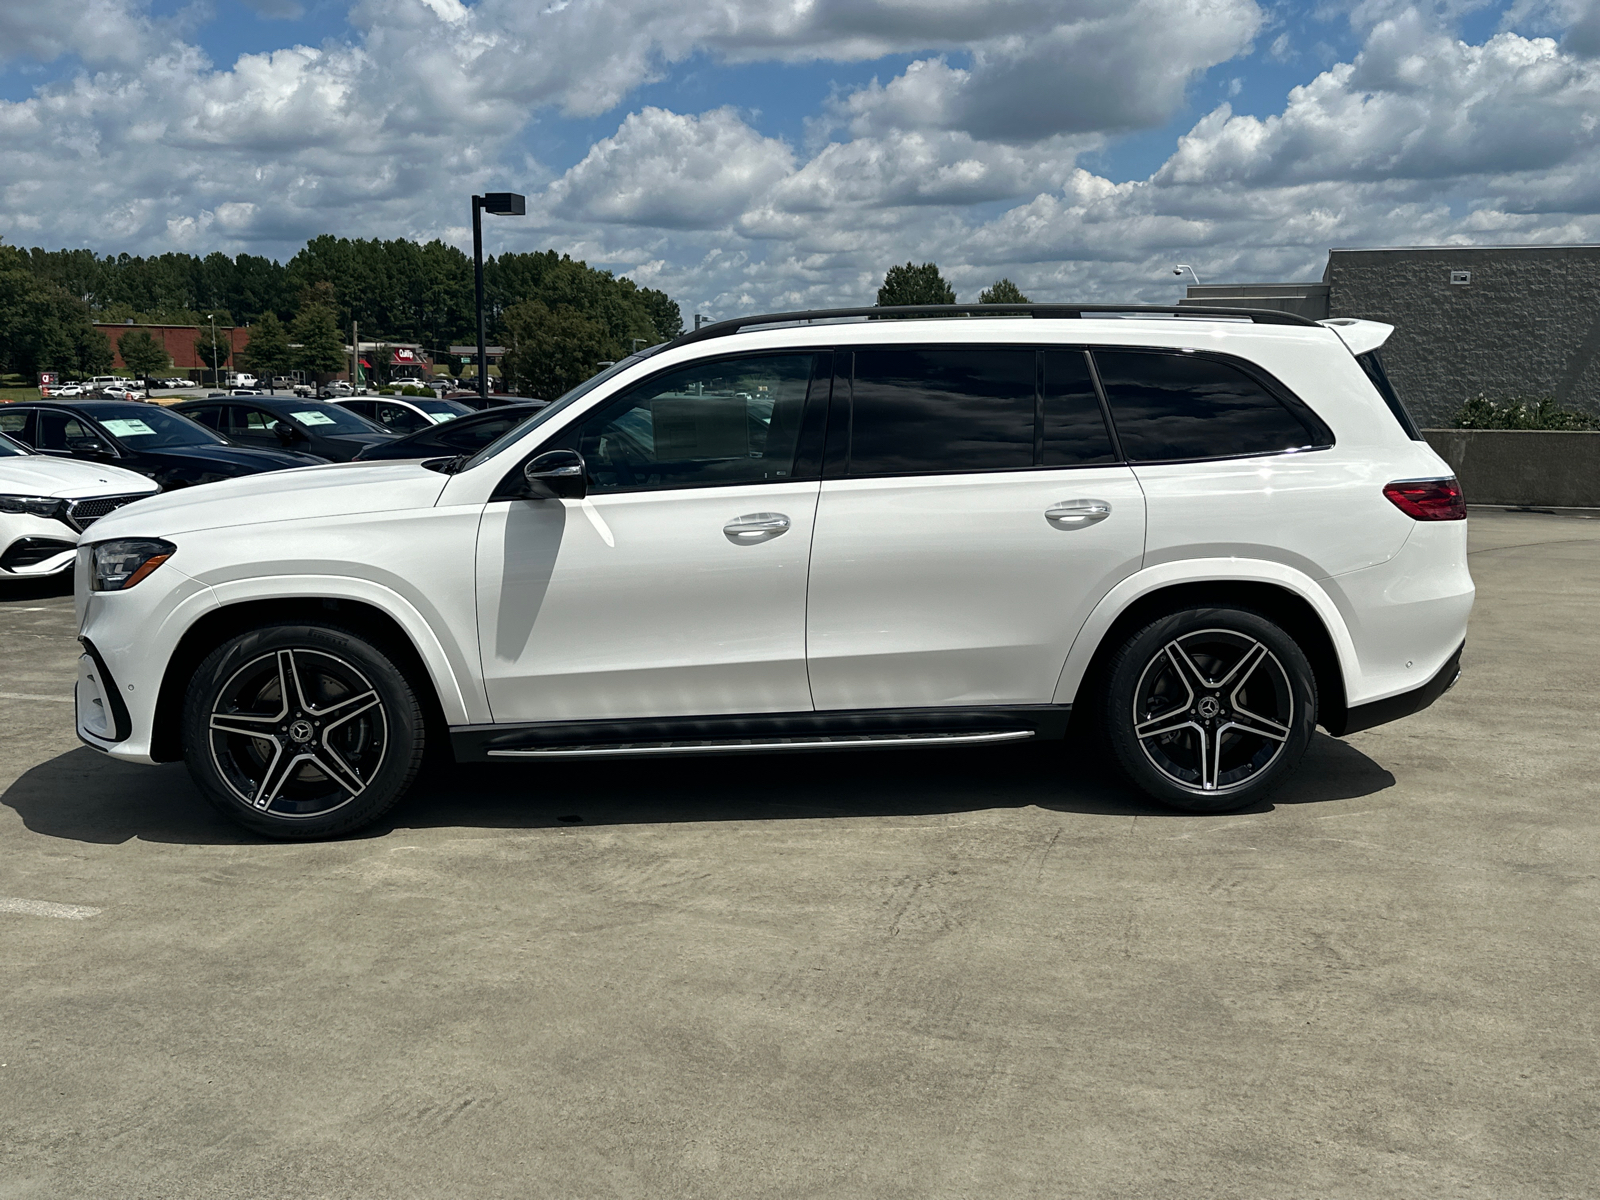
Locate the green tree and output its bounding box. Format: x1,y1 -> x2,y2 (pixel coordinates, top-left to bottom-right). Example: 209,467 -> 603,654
291,303 -> 348,383
194,324 -> 231,383
978,278 -> 1030,304
0,244 -> 116,377
500,300 -> 612,399
237,311 -> 294,392
876,262 -> 956,307
117,329 -> 171,393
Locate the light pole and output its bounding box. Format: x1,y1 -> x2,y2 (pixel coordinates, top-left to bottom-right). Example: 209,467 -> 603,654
1172,265 -> 1201,287
472,192 -> 526,401
209,313 -> 220,386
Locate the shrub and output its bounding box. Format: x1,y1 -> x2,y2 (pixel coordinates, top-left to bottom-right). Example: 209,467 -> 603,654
1452,394 -> 1600,431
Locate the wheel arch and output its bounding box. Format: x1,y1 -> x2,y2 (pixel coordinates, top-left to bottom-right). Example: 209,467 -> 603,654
150,596 -> 458,763
1056,568 -> 1354,735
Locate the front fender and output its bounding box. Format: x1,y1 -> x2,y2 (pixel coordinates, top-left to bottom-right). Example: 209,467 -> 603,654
206,574 -> 485,725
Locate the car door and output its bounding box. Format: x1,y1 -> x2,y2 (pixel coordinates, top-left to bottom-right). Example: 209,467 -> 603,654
805,346 -> 1147,712
475,351 -> 828,724
223,404 -> 291,450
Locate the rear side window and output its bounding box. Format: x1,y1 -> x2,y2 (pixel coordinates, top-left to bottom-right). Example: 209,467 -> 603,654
1042,350 -> 1117,466
1356,350 -> 1423,440
1093,350 -> 1319,462
848,348 -> 1035,475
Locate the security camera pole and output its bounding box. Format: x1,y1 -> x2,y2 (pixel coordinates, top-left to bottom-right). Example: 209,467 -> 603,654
472,192 -> 527,402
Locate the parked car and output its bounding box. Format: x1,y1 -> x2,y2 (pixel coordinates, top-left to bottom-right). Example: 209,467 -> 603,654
318,381 -> 355,398
171,395 -> 396,462
1,431 -> 161,581
100,385 -> 145,401
0,400 -> 325,489
71,304 -> 1474,839
49,384 -> 85,397
335,396 -> 474,435
352,402 -> 544,461
447,392 -> 544,411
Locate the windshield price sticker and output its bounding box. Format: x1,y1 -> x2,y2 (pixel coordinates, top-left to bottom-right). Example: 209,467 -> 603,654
292,410 -> 338,426
102,419 -> 155,437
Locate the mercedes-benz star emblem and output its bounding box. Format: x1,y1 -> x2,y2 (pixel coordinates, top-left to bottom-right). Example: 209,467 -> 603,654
1196,696 -> 1221,719
288,719 -> 315,744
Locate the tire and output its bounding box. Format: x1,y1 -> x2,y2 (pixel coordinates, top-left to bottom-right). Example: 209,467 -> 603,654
1099,606 -> 1316,813
181,623 -> 426,839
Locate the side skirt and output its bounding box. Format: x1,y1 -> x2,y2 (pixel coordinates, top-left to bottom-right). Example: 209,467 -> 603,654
450,705 -> 1072,763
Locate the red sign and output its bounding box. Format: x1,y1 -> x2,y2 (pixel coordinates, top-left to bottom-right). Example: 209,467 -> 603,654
392,348 -> 418,364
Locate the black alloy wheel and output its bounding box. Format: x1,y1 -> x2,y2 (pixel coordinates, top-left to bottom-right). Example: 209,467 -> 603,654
182,623 -> 426,838
1100,607 -> 1316,813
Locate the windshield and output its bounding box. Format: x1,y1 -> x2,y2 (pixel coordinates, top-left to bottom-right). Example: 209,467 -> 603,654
79,404 -> 224,448
412,399 -> 472,423
461,347 -> 668,470
287,405 -> 384,434
0,431 -> 28,456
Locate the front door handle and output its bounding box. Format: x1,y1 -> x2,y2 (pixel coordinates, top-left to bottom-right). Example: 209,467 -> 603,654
1045,500 -> 1112,528
724,512 -> 791,543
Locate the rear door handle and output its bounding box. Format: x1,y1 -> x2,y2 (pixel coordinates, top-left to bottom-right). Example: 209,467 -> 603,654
724,512 -> 791,543
1045,500 -> 1112,528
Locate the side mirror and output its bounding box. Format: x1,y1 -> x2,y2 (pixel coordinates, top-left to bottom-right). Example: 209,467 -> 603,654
68,438 -> 111,457
523,449 -> 587,500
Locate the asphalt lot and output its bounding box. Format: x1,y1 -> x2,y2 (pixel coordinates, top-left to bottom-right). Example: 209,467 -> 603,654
2,508 -> 1597,1199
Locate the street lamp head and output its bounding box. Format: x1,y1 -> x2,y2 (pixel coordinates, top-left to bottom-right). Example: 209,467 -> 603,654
480,192 -> 527,217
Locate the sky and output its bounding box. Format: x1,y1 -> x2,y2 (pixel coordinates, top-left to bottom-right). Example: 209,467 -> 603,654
2,0 -> 1598,318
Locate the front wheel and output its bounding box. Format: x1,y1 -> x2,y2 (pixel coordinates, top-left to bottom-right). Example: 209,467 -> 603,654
1099,607 -> 1316,813
181,623 -> 426,839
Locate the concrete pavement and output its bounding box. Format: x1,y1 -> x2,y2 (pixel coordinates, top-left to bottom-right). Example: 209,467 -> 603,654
2,509 -> 1597,1199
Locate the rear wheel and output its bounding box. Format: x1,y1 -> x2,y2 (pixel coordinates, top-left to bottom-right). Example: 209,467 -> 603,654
181,623 -> 425,838
1099,606 -> 1316,813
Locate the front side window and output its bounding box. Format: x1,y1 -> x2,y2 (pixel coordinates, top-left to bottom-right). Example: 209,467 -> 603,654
1093,350 -> 1317,462
374,403 -> 428,433
37,412 -> 100,452
227,407 -> 283,439
0,410 -> 35,443
847,348 -> 1035,476
579,354 -> 818,492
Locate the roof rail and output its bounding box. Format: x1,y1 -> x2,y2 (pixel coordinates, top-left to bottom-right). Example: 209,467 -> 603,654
673,302 -> 1321,346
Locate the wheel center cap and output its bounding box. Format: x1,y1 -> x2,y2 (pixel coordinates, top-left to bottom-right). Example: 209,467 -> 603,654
1197,696 -> 1221,719
288,719 -> 315,744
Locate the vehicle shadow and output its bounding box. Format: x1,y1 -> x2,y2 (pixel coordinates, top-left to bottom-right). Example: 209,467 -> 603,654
0,574 -> 74,602
1,732 -> 1394,847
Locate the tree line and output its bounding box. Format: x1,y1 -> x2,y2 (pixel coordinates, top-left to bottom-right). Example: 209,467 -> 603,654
0,236 -> 683,393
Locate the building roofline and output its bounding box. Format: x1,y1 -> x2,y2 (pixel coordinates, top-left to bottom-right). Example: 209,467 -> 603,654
1328,244 -> 1600,252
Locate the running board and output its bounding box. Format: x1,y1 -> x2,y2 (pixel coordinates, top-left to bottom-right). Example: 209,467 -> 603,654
485,729 -> 1035,759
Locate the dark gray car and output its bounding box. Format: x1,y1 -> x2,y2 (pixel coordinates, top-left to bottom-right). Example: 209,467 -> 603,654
172,396 -> 397,462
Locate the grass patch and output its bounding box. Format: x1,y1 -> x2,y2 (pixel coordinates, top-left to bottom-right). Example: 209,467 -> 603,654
1,386 -> 43,403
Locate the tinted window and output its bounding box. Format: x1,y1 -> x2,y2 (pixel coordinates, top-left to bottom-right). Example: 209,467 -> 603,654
0,432 -> 26,457
0,410 -> 34,443
88,406 -> 220,448
1093,350 -> 1314,462
184,406 -> 223,430
579,354 -> 817,492
1356,350 -> 1423,440
848,348 -> 1035,475
227,407 -> 283,439
37,412 -> 100,452
440,413 -> 525,451
374,403 -> 428,433
1042,350 -> 1117,466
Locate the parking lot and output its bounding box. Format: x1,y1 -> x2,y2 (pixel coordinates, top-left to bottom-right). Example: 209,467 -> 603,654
1,508 -> 1596,1198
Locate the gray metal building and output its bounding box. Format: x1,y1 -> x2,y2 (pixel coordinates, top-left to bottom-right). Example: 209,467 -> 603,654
1181,245 -> 1600,427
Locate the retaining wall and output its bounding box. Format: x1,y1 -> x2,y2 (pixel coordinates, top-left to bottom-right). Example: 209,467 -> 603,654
1422,429 -> 1600,508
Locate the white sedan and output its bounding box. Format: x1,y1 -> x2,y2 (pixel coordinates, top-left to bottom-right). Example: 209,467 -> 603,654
0,432 -> 160,580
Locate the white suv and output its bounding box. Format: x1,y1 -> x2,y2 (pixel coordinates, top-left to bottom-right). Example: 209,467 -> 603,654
71,305 -> 1473,838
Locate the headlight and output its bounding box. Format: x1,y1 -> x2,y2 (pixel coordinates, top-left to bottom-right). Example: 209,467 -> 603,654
91,539 -> 176,591
0,495 -> 65,519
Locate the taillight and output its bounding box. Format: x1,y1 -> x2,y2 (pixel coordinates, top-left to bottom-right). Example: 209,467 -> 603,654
1383,477 -> 1466,521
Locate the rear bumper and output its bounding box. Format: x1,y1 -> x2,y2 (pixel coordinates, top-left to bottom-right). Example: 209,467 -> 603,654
1334,641 -> 1463,736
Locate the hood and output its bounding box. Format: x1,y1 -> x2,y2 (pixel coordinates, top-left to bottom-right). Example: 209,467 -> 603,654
0,455 -> 160,500
148,443 -> 325,470
86,460 -> 450,539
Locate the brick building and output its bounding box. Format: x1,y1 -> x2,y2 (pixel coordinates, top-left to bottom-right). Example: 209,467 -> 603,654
95,322 -> 252,377
1181,245 -> 1600,426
